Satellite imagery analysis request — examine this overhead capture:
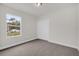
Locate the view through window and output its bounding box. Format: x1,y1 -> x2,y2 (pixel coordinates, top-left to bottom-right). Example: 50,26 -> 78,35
6,14 -> 21,36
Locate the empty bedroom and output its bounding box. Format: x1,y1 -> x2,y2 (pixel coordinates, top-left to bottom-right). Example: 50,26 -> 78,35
0,3 -> 79,56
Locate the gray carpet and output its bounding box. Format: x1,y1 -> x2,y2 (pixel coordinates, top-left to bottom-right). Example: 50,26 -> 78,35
0,39 -> 78,56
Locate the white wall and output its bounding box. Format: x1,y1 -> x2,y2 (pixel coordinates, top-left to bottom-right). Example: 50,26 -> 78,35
50,4 -> 77,49
37,16 -> 50,40
78,4 -> 79,50
37,4 -> 78,49
0,5 -> 37,50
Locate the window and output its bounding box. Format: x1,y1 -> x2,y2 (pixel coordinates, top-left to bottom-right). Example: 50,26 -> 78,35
6,14 -> 21,37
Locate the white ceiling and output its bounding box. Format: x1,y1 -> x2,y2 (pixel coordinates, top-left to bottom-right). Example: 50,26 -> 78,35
2,3 -> 76,17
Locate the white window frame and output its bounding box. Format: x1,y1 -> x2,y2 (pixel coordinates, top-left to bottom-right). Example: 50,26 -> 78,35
6,14 -> 22,37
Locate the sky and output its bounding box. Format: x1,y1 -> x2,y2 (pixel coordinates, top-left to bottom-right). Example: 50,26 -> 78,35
6,14 -> 21,22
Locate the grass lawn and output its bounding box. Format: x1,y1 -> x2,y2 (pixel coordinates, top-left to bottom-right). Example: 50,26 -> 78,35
7,31 -> 20,36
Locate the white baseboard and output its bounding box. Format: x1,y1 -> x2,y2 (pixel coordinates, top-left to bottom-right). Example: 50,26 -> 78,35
50,41 -> 77,49
0,38 -> 78,51
39,38 -> 78,50
0,38 -> 36,50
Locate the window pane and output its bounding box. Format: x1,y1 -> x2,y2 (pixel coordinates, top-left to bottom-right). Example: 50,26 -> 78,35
6,14 -> 21,36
